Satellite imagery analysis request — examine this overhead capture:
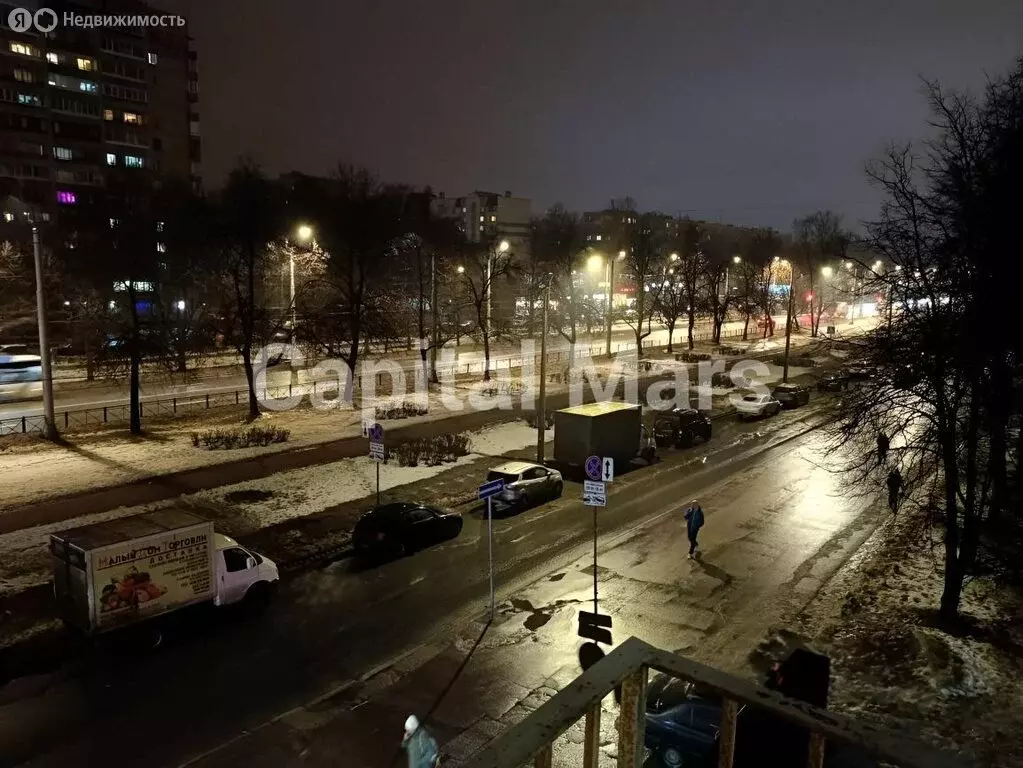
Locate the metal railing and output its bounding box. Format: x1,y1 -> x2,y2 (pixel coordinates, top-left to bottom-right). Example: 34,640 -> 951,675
466,637 -> 961,768
0,324 -> 786,436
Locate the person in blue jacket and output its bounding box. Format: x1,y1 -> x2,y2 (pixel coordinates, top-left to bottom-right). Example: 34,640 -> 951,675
403,714 -> 440,768
684,500 -> 705,560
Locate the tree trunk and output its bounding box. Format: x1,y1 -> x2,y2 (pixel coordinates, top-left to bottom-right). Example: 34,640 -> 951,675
742,311 -> 750,341
666,320 -> 675,353
242,345 -> 259,419
939,435 -> 963,625
129,348 -> 142,435
687,309 -> 696,350
482,330 -> 491,381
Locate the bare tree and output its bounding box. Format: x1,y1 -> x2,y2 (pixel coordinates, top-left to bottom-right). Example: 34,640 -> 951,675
533,205 -> 585,364
793,211 -> 849,337
458,237 -> 518,380
620,214 -> 666,357
739,229 -> 780,340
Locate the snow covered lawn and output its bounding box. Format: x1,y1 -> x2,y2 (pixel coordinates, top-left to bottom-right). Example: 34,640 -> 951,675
0,421 -> 553,596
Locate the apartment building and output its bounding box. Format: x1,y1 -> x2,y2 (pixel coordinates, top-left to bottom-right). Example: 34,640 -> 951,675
0,0 -> 199,221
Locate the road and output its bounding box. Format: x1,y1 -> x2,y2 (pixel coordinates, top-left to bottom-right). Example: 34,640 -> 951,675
0,316 -> 793,423
0,395 -> 882,768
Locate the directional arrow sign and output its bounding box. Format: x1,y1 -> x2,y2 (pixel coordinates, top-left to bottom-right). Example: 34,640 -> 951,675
602,457 -> 615,483
585,455 -> 602,481
478,478 -> 505,500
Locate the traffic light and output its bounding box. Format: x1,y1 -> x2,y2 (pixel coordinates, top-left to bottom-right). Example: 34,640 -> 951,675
577,610 -> 612,645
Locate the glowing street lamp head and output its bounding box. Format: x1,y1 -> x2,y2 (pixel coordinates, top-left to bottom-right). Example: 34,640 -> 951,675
821,266 -> 833,278
296,224 -> 313,242
498,240 -> 510,253
456,265 -> 465,274
732,255 -> 741,264
669,252 -> 679,261
586,254 -> 603,272
874,260 -> 883,270
617,250 -> 626,259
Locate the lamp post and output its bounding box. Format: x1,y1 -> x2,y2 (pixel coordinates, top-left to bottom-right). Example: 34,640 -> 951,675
32,225 -> 57,440
294,224 -> 315,334
429,250 -> 439,383
604,250 -> 624,356
488,239 -> 510,340
782,270 -> 796,383
455,265 -> 466,346
536,273 -> 553,464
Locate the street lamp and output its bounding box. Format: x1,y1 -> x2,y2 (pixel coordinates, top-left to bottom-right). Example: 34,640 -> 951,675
175,299 -> 186,311
821,266 -> 833,279
724,254 -> 742,297
670,252 -> 679,261
296,224 -> 313,242
603,251 -> 625,356
456,265 -> 465,274
498,240 -> 510,253
290,224 -> 315,333
536,273 -> 554,463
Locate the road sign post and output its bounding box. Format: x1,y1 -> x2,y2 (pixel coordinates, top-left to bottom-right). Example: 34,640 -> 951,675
602,457 -> 615,483
478,478 -> 505,620
368,423 -> 385,505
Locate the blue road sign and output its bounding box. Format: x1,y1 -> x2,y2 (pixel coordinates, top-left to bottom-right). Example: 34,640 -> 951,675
368,423 -> 384,442
478,478 -> 505,500
585,455 -> 602,481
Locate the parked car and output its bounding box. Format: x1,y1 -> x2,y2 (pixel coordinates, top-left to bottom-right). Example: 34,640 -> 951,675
817,371 -> 849,391
487,461 -> 563,511
734,392 -> 781,420
845,362 -> 873,380
644,680 -> 726,767
352,502 -> 463,559
653,408 -> 712,448
772,383 -> 810,409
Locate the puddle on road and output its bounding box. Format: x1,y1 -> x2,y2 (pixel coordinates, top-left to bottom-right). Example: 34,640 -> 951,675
548,572 -> 566,582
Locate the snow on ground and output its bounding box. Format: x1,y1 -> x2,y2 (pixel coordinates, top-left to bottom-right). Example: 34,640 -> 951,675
0,421 -> 555,593
790,509 -> 1023,767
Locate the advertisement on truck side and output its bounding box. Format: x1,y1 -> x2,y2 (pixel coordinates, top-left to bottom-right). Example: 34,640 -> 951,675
91,524 -> 215,629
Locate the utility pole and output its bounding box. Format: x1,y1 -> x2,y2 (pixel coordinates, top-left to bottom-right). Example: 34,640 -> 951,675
536,275 -> 552,464
289,252 -> 296,334
429,250 -> 439,383
32,225 -> 57,440
782,275 -> 796,383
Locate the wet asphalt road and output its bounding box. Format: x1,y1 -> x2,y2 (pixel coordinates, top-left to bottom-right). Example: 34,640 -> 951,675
0,397 -> 876,768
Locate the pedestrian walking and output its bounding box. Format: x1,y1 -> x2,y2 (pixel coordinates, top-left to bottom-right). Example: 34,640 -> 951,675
886,468 -> 903,514
876,432 -> 890,466
684,500 -> 705,560
402,715 -> 440,768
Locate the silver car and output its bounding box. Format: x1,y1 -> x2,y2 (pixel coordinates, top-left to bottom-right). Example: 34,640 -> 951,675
487,461 -> 564,511
734,392 -> 782,420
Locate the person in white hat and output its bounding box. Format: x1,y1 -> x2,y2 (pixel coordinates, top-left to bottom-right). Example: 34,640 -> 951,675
402,714 -> 440,768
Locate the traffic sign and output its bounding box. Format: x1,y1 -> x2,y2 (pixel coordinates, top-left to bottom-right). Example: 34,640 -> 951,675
369,441 -> 385,461
478,478 -> 505,500
368,422 -> 384,442
582,480 -> 606,507
602,457 -> 615,483
585,455 -> 601,481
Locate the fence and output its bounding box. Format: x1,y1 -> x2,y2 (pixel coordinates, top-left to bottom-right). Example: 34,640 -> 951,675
0,323 -> 783,436
466,636 -> 960,768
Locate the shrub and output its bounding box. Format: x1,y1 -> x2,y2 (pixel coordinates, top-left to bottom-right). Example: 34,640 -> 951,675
392,434 -> 472,467
676,351 -> 711,363
771,354 -> 816,368
525,410 -> 555,429
375,402 -> 429,420
194,425 -> 291,450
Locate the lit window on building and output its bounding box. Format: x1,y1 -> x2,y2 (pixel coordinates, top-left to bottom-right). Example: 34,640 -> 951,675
156,221 -> 165,232
14,69 -> 33,83
479,216 -> 484,222
596,235 -> 602,241
76,57 -> 95,71
10,42 -> 38,57
156,242 -> 166,253
56,190 -> 77,205
103,109 -> 114,121
490,215 -> 496,222
3,212 -> 13,223
79,81 -> 97,94
147,52 -> 158,65
53,146 -> 72,161
105,153 -> 116,166
123,112 -> 143,124
124,155 -> 145,168
46,52 -> 59,65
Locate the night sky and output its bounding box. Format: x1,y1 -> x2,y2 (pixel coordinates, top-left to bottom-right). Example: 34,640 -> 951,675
163,0 -> 1022,230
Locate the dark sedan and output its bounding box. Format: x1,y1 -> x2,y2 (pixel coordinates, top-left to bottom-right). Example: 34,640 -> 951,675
352,502 -> 463,560
772,383 -> 810,408
644,676 -> 724,767
817,371 -> 849,391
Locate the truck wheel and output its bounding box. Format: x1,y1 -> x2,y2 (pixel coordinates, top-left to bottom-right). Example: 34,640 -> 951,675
245,581 -> 272,609
661,746 -> 684,767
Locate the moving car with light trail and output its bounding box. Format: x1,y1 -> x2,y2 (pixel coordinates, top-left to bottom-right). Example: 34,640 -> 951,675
51,507 -> 279,635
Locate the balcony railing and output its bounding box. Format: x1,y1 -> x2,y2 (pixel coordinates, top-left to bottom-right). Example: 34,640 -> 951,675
465,636 -> 962,768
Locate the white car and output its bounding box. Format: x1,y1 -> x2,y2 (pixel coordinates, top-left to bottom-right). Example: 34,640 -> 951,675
486,461 -> 564,511
734,392 -> 781,420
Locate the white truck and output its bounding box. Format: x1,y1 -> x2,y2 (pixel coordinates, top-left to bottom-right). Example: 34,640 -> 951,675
50,507 -> 279,635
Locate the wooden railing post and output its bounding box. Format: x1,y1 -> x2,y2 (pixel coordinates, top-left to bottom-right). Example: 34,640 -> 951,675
806,732 -> 826,768
617,665 -> 647,768
583,703 -> 601,768
717,698 -> 739,768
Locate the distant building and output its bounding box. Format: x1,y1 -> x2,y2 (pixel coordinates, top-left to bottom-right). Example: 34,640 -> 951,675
431,190 -> 531,253
0,0 -> 200,221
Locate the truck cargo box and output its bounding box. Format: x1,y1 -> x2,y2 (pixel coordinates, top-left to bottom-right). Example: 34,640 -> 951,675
553,401 -> 642,470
